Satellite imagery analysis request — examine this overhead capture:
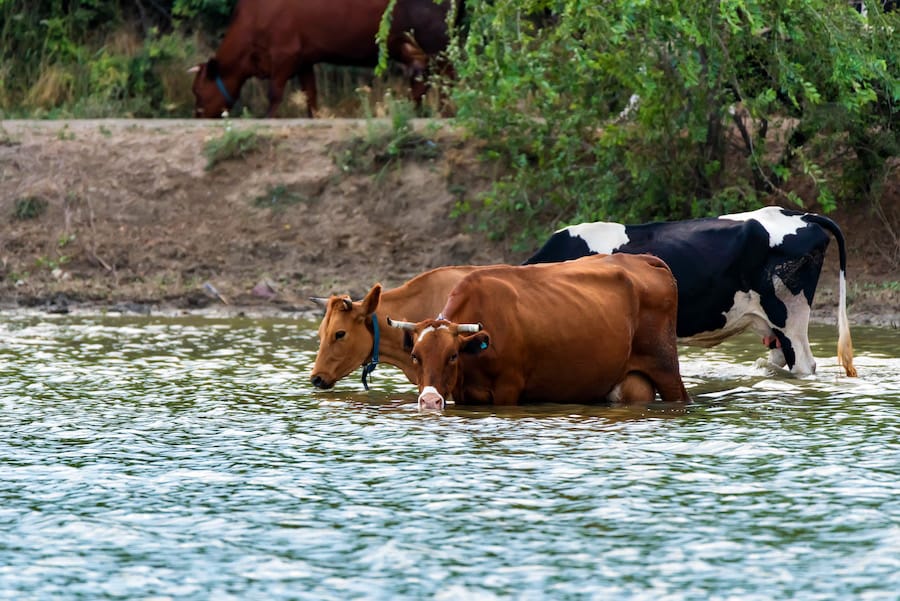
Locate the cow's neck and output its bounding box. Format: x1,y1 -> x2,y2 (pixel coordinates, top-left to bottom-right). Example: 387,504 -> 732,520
372,286 -> 441,380
370,313 -> 416,381
215,32 -> 256,94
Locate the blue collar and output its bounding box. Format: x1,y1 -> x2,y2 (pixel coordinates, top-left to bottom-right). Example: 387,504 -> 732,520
215,75 -> 235,108
361,312 -> 380,390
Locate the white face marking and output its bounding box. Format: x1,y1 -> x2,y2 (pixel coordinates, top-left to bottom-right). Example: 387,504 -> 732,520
417,324 -> 449,343
564,222 -> 630,254
719,206 -> 809,248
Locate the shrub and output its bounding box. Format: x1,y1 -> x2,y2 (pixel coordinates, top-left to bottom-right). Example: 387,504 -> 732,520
449,0 -> 900,243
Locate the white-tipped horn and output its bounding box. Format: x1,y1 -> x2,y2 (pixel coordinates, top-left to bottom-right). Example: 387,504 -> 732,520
457,323 -> 483,333
187,65 -> 201,74
309,296 -> 329,308
387,317 -> 417,331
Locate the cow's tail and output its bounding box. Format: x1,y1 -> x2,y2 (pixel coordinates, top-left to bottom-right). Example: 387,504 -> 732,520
805,214 -> 857,377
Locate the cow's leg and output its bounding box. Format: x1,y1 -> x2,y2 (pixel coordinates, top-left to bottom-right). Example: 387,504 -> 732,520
297,65 -> 317,118
627,353 -> 690,403
762,276 -> 816,375
608,372 -> 655,405
265,73 -> 290,118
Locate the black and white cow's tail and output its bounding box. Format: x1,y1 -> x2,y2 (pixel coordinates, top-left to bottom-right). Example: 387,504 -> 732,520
804,214 -> 857,377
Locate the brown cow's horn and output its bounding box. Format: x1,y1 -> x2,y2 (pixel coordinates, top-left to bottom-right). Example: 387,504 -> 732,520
187,65 -> 201,73
341,298 -> 353,311
309,297 -> 329,308
387,317 -> 416,331
456,323 -> 483,333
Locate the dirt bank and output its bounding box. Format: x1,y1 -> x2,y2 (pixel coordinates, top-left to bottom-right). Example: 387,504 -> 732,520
1,119 -> 898,327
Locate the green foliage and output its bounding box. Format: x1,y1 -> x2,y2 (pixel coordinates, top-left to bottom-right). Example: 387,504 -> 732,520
203,121 -> 262,170
450,0 -> 900,241
12,196 -> 48,220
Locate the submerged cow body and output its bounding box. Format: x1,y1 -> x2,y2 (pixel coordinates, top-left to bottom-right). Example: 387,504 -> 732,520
388,254 -> 690,409
310,265 -> 482,389
525,206 -> 856,377
191,0 -> 459,117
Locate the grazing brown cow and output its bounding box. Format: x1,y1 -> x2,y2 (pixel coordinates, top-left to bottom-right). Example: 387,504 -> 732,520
310,265 -> 483,390
190,0 -> 460,118
388,254 -> 690,409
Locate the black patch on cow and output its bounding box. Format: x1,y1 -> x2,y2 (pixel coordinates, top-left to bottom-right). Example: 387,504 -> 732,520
772,328 -> 796,369
522,230 -> 595,265
524,211 -> 834,343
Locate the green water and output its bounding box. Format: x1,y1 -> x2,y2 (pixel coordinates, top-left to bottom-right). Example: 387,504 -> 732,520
1,313 -> 898,600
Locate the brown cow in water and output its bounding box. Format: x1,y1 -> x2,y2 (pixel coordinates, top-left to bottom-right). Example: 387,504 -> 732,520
309,265 -> 483,389
190,0 -> 461,118
388,254 -> 691,409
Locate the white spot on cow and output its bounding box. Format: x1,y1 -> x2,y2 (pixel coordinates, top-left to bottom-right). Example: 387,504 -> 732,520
719,206 -> 809,248
565,222 -> 630,254
417,324 -> 449,343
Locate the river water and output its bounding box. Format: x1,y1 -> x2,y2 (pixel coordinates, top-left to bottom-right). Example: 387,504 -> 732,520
0,313 -> 898,600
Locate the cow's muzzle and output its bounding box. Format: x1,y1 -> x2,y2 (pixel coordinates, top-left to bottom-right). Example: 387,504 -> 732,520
310,374 -> 334,390
418,386 -> 445,411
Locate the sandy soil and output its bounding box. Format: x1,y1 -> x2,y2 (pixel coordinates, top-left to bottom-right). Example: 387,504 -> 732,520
1,119 -> 898,327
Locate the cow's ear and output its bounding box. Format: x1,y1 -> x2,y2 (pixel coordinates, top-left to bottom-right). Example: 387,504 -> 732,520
461,332 -> 490,355
206,58 -> 220,79
360,284 -> 382,316
402,330 -> 415,352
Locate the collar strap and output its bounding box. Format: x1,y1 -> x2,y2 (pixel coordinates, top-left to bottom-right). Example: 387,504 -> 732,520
215,75 -> 235,108
361,312 -> 380,390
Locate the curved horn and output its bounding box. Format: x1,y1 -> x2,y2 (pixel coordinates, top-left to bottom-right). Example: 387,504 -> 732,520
387,317 -> 416,331
457,323 -> 483,333
309,297 -> 329,308
187,65 -> 201,74
341,298 -> 353,311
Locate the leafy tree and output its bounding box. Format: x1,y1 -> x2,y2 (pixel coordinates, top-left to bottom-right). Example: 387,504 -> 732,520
449,0 -> 900,242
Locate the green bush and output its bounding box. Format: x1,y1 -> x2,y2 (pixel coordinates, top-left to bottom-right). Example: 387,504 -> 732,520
203,122 -> 262,170
449,0 -> 900,242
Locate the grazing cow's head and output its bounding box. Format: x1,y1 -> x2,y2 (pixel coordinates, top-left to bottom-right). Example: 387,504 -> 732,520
310,285 -> 382,390
387,318 -> 489,410
188,59 -> 231,118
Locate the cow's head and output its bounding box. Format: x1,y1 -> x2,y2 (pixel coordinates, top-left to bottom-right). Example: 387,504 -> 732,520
188,58 -> 231,118
387,318 -> 489,410
310,284 -> 382,389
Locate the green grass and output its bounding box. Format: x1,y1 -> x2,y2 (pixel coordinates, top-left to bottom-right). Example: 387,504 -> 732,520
203,122 -> 264,170
12,196 -> 48,220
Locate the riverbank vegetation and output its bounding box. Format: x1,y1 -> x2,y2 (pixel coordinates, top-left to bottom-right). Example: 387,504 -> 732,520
1,1 -> 898,245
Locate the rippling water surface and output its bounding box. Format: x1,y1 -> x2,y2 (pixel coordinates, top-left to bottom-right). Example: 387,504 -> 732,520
1,313 -> 898,600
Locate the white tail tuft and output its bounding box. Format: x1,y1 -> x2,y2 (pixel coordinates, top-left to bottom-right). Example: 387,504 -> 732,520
837,271 -> 857,377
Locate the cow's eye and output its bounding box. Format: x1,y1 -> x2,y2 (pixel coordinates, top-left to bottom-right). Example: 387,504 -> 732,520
335,330 -> 346,340
411,354 -> 419,364
448,353 -> 458,363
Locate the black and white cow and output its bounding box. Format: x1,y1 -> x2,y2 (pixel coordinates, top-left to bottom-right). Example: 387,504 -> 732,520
525,206 -> 857,377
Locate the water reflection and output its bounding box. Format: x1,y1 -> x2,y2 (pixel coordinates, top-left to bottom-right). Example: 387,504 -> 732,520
1,314 -> 898,600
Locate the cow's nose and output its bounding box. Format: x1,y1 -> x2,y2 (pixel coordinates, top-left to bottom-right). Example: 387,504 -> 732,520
311,374 -> 333,390
418,387 -> 445,411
